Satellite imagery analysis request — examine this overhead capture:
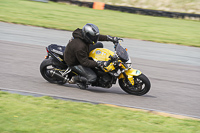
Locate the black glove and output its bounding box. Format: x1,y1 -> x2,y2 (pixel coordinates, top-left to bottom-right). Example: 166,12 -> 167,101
97,61 -> 111,68
107,35 -> 122,43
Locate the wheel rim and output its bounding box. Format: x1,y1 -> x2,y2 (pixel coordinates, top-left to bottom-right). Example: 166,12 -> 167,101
132,77 -> 145,91
119,77 -> 148,95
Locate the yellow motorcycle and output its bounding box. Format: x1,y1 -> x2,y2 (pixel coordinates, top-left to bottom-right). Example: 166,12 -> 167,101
40,40 -> 151,96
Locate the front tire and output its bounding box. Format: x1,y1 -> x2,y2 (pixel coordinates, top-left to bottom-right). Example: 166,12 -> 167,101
119,74 -> 151,96
40,57 -> 65,84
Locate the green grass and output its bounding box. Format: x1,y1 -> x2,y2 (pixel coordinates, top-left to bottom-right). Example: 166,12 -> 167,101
0,0 -> 200,47
0,91 -> 200,133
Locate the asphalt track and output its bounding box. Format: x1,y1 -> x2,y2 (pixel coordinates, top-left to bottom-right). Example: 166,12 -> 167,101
0,22 -> 200,118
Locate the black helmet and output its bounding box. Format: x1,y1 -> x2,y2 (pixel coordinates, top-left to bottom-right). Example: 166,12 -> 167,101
82,23 -> 100,44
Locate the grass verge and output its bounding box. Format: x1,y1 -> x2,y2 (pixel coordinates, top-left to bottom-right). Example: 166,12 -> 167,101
0,0 -> 200,47
0,91 -> 200,133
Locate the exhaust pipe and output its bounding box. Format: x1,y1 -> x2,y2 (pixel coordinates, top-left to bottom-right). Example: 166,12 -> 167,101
49,70 -> 68,83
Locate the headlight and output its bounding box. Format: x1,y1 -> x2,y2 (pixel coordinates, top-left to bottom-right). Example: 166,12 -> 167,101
136,70 -> 141,75
126,56 -> 132,68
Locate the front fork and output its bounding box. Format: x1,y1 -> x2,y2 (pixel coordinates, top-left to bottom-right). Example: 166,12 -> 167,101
118,68 -> 142,86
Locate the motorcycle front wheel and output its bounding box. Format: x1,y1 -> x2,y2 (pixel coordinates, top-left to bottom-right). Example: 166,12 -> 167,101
40,57 -> 66,85
119,74 -> 151,96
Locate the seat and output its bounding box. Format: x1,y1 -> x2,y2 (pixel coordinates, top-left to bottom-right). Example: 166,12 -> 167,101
48,44 -> 66,58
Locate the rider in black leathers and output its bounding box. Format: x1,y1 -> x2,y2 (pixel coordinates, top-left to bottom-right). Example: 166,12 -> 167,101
64,23 -> 118,89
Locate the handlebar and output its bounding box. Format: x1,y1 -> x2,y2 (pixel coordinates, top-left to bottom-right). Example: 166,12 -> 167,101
113,37 -> 123,44
113,38 -> 123,50
109,55 -> 118,61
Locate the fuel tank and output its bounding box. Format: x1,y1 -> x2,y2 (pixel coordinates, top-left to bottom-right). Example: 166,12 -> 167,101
89,48 -> 114,61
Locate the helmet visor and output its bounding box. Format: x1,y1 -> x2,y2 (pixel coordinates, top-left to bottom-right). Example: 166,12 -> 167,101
86,32 -> 99,43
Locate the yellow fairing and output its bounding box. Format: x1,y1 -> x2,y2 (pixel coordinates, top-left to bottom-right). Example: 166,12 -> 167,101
118,68 -> 142,85
89,48 -> 114,61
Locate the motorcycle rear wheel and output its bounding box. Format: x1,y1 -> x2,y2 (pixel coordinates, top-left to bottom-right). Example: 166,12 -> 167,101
40,57 -> 66,85
119,74 -> 150,96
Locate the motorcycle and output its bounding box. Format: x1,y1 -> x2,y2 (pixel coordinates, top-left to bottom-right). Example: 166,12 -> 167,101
40,39 -> 151,96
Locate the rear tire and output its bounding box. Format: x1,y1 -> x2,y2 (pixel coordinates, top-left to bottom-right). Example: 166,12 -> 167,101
40,57 -> 65,84
119,74 -> 151,96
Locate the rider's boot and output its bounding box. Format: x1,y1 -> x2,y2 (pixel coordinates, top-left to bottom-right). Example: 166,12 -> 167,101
68,75 -> 88,89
